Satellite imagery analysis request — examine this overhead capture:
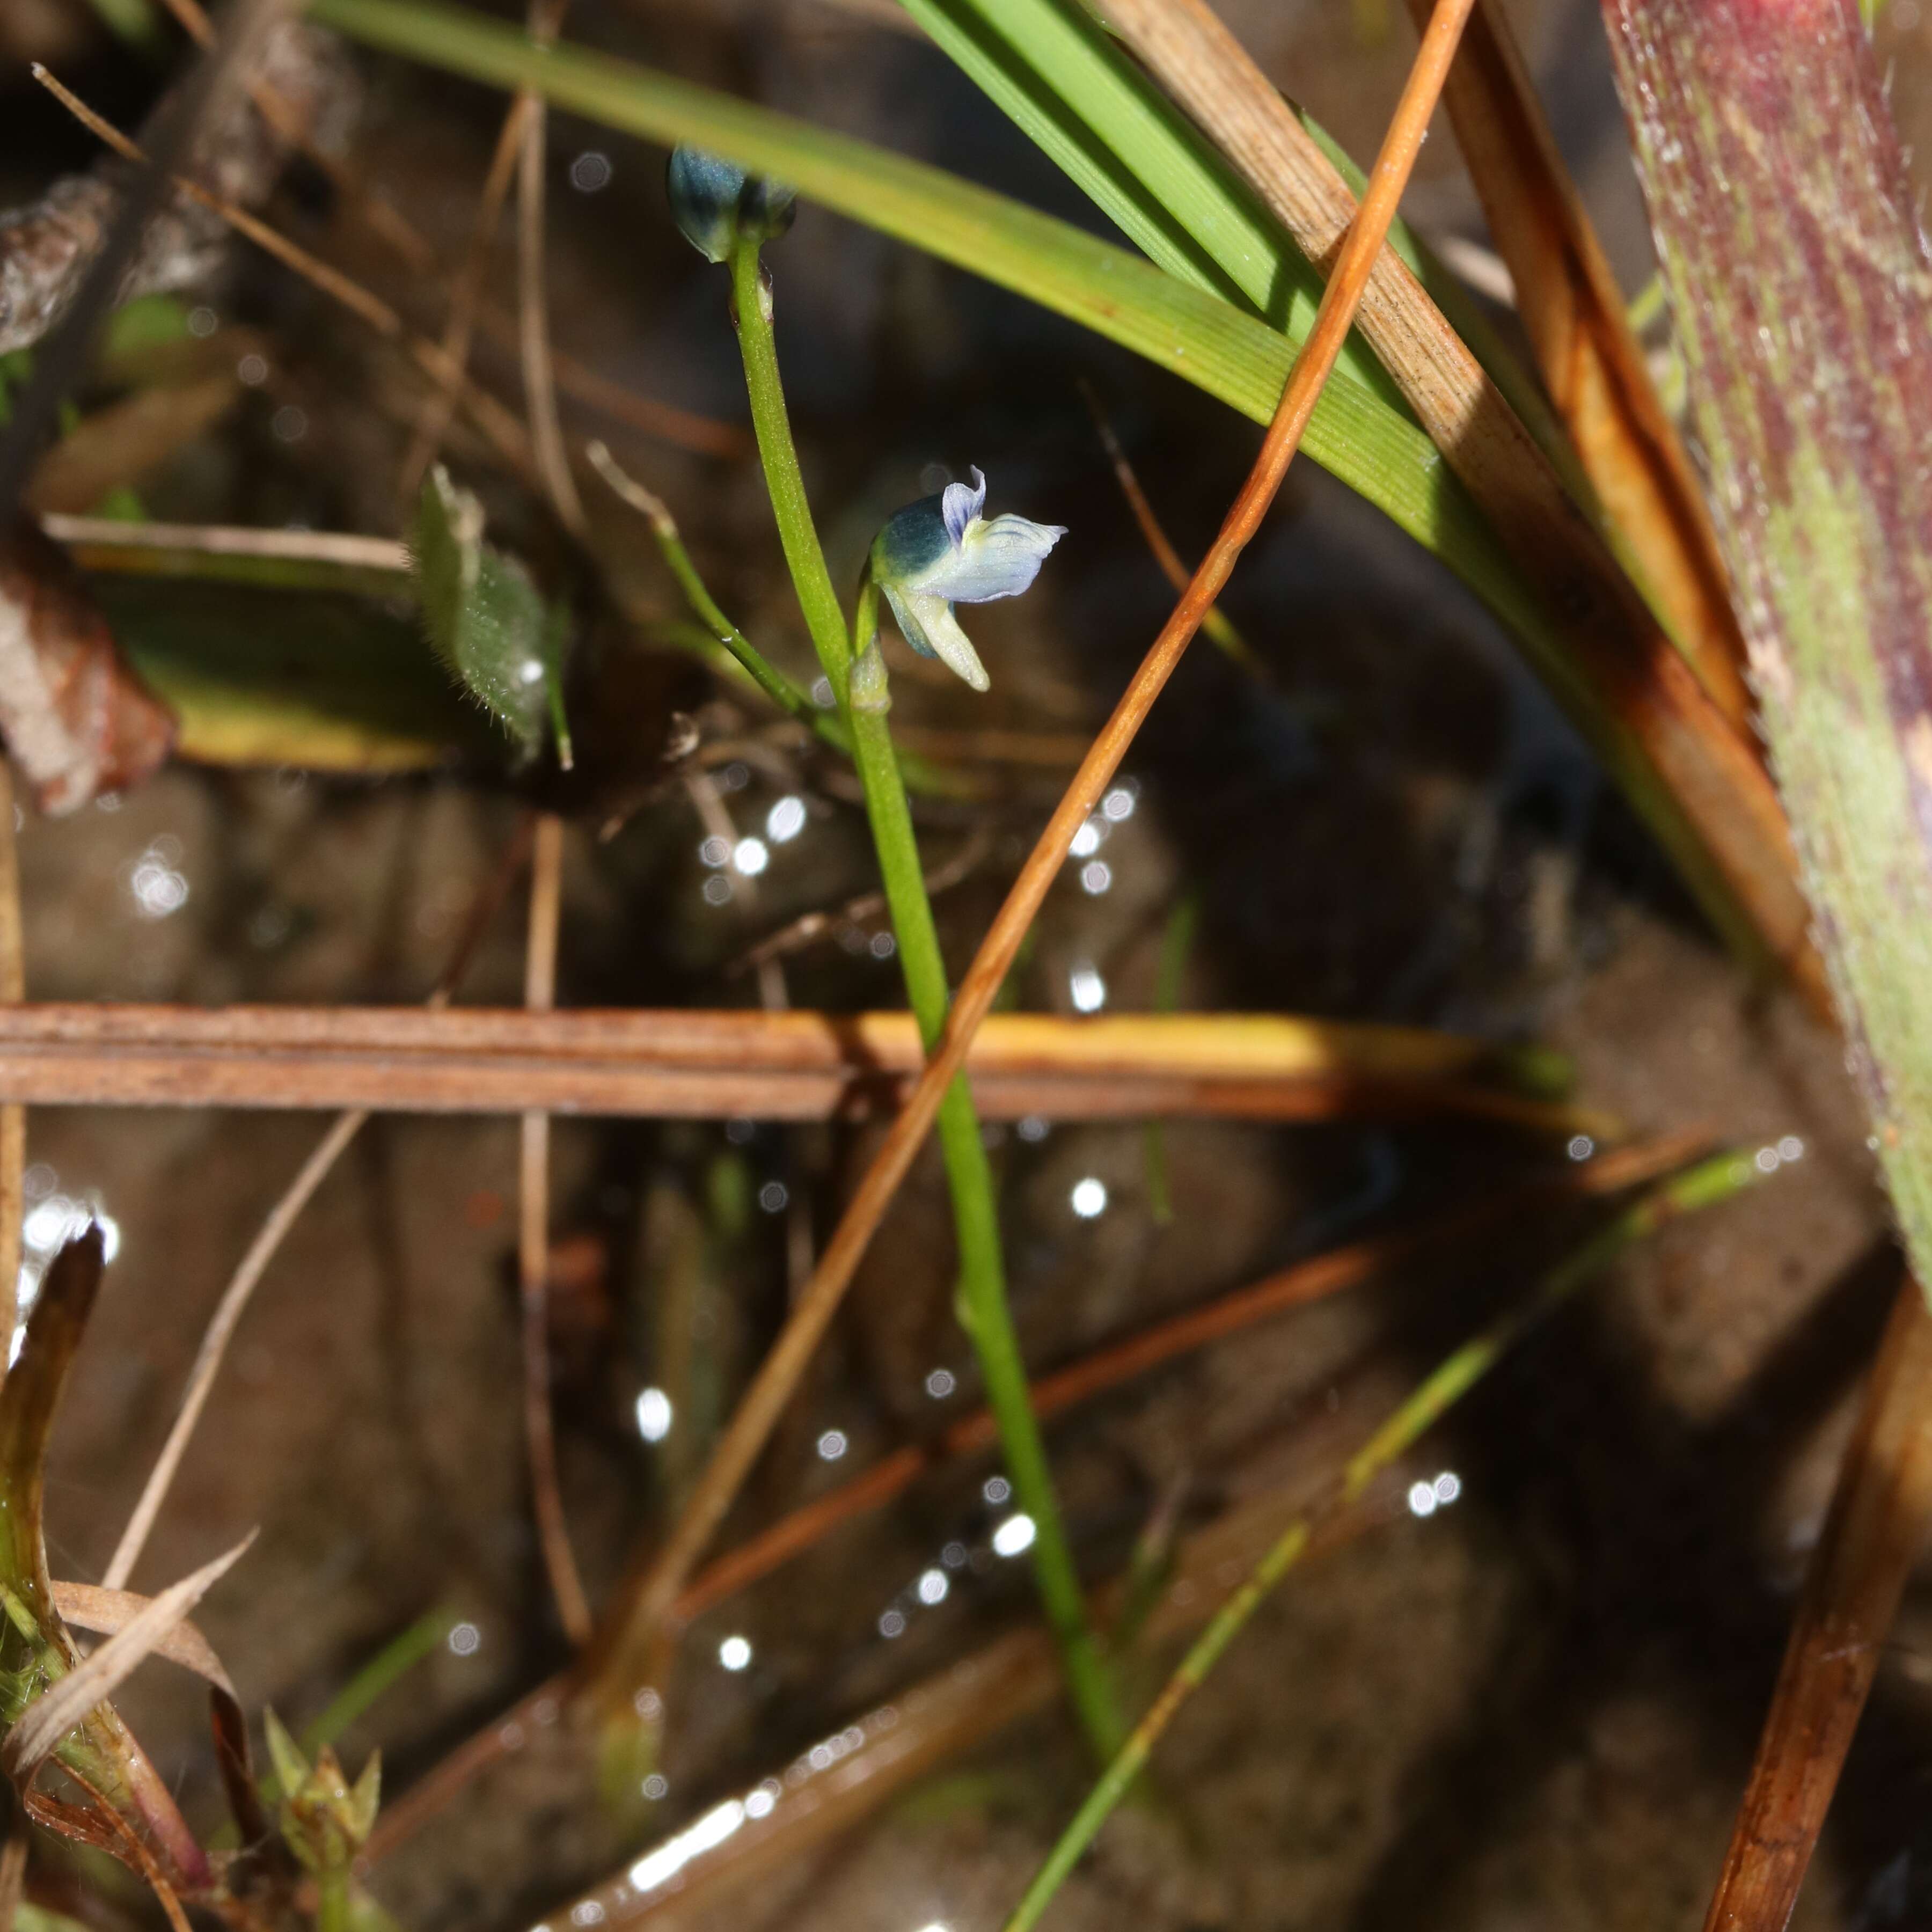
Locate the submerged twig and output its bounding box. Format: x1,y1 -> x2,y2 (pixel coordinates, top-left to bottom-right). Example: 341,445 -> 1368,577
999,1150 -> 1762,1932
728,824 -> 991,976
519,813 -> 592,1644
1700,1276 -> 1932,1930
670,1131 -> 1709,1620
586,0 -> 1482,1709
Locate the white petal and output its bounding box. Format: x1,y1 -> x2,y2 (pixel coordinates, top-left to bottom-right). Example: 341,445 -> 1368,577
941,467 -> 987,547
923,513 -> 1065,604
882,587 -> 990,692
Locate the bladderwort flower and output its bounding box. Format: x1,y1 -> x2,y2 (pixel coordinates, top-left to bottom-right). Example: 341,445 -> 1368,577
666,146 -> 797,265
868,467 -> 1065,693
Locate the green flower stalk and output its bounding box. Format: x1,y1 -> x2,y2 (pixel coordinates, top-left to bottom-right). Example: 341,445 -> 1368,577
667,144 -> 1122,1760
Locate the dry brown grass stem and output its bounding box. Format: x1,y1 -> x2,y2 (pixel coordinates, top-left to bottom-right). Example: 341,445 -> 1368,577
399,100 -> 532,501
101,822 -> 535,1594
39,515 -> 410,573
482,316 -> 748,458
1409,0 -> 1753,731
101,1109 -> 365,1593
31,65 -> 543,492
1701,1276 -> 1932,1931
0,1003 -> 1605,1135
0,1833 -> 26,1932
520,813 -> 593,1643
0,759 -> 24,1345
670,1129 -> 1706,1620
1100,0 -> 1818,1005
583,0 -> 1484,1704
514,0 -> 587,538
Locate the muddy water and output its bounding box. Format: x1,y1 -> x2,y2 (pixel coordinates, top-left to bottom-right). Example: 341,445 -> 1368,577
7,0 -> 1932,1924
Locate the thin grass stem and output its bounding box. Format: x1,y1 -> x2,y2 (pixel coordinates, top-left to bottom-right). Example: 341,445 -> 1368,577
1141,891 -> 1198,1225
519,813 -> 592,1643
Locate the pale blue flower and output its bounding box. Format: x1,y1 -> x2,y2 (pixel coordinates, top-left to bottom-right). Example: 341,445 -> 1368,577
666,146 -> 796,265
869,468 -> 1064,692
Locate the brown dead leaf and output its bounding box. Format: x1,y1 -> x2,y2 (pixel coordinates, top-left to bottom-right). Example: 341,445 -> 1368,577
23,372 -> 239,517
4,1533 -> 254,1779
0,521 -> 175,814
51,1582 -> 238,1702
1411,0 -> 1754,734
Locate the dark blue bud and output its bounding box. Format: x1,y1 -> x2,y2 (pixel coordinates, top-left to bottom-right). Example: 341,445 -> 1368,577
667,146 -> 797,265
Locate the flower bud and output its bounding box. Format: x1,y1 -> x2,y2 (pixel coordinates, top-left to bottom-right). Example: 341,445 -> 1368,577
667,146 -> 797,264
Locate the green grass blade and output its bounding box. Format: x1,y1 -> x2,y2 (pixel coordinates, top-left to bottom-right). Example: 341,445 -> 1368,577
308,0 -> 1762,956
898,0 -> 1404,413
305,0 -> 1535,634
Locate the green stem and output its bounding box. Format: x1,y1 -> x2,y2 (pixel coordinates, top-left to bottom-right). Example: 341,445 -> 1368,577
999,1147 -> 1765,1932
727,235 -> 1122,1763
299,1608 -> 456,1763
1140,892 -> 1199,1227
315,1864 -> 352,1932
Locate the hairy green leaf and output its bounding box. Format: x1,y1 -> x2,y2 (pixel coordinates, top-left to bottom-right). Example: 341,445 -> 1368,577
411,466 -> 553,757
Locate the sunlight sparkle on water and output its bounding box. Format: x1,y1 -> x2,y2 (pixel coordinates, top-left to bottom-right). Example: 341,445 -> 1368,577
627,1799 -> 747,1894
992,1513 -> 1037,1557
635,1388 -> 673,1441
1408,1471 -> 1462,1517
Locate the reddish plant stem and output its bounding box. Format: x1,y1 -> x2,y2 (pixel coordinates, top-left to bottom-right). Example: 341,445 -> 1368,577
1702,1277 -> 1932,1931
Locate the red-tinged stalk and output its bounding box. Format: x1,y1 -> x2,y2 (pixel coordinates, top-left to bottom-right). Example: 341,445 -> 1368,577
1601,0 -> 1932,1287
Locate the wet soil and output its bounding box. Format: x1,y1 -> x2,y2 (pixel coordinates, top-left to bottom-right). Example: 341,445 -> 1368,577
8,0 -> 1932,1927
